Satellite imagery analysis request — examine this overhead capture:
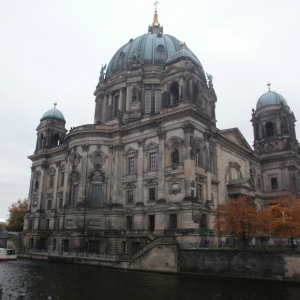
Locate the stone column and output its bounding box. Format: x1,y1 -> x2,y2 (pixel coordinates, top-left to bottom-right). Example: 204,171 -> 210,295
63,154 -> 70,207
137,139 -> 145,203
52,162 -> 60,210
119,88 -> 123,112
157,130 -> 166,200
80,144 -> 89,204
182,122 -> 195,199
35,133 -> 39,153
38,162 -> 48,210
28,166 -> 35,210
107,145 -> 113,204
126,84 -> 131,112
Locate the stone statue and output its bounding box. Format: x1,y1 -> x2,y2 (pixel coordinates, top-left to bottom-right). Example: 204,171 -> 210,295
130,51 -> 141,64
206,72 -> 214,86
100,64 -> 107,80
117,109 -> 123,125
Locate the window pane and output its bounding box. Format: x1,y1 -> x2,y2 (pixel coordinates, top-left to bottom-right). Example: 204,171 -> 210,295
200,214 -> 207,229
73,185 -> 78,205
196,149 -> 201,166
271,178 -> 278,190
114,95 -> 119,118
149,188 -> 155,201
145,90 -> 151,113
127,190 -> 133,203
94,155 -> 102,165
91,184 -> 102,207
169,214 -> 177,228
197,184 -> 202,199
129,157 -> 135,175
155,89 -> 162,113
127,216 -> 133,230
149,152 -> 156,171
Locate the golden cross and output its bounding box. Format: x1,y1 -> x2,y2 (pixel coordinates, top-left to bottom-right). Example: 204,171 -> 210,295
154,1 -> 159,13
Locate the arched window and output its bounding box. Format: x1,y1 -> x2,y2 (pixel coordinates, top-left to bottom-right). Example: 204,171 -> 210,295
53,134 -> 60,147
266,122 -> 274,137
170,82 -> 179,105
93,155 -> 102,165
193,82 -> 198,103
73,157 -> 79,166
41,134 -> 45,148
171,146 -> 179,165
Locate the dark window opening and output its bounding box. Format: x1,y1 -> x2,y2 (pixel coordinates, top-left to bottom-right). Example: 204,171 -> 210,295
169,214 -> 177,229
149,215 -> 155,232
149,188 -> 156,201
53,134 -> 60,147
114,95 -> 119,118
63,239 -> 69,252
127,190 -> 133,203
94,155 -> 102,165
45,219 -> 50,230
49,175 -> 54,188
170,82 -> 179,105
29,220 -> 33,230
126,216 -> 133,230
57,218 -> 60,229
59,198 -> 63,209
53,239 -> 56,250
88,241 -> 99,254
73,156 -> 79,166
132,242 -> 140,254
149,152 -> 156,171
171,147 -> 179,164
200,214 -> 207,229
60,172 -> 65,186
193,83 -> 198,103
155,89 -> 162,112
271,178 -> 278,190
196,148 -> 201,166
266,122 -> 275,137
35,180 -> 39,190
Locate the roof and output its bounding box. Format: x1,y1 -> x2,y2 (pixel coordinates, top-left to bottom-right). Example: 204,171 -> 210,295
256,91 -> 288,110
40,108 -> 65,122
105,33 -> 202,78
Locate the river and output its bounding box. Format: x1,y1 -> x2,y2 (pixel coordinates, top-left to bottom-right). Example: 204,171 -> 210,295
0,259 -> 300,300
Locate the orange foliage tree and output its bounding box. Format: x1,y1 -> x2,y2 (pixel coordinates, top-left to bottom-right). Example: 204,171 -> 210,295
268,196 -> 300,248
214,196 -> 270,248
6,198 -> 28,232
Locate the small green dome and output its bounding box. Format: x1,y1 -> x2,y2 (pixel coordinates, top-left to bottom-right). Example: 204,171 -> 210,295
256,91 -> 288,110
40,108 -> 65,121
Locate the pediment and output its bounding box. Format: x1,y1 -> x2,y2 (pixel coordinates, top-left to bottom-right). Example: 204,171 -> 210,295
145,141 -> 158,150
164,204 -> 180,211
227,177 -> 255,190
124,146 -> 138,156
220,128 -> 252,151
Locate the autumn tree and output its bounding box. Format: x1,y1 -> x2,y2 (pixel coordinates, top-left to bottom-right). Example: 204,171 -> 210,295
267,196 -> 300,249
6,198 -> 28,232
214,196 -> 269,248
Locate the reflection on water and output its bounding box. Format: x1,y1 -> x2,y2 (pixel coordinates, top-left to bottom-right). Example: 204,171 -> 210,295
0,259 -> 300,300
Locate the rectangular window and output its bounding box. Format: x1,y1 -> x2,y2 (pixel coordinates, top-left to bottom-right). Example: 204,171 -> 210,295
29,220 -> 33,230
72,185 -> 78,205
128,157 -> 135,175
145,89 -> 151,113
257,178 -> 261,190
197,184 -> 202,199
91,184 -> 102,207
271,178 -> 278,190
155,89 -> 162,113
191,190 -> 194,197
132,242 -> 140,254
200,214 -> 207,229
61,172 -> 65,186
126,216 -> 133,230
53,239 -> 56,250
47,200 -> 52,210
149,188 -> 156,201
59,198 -> 63,209
149,152 -> 157,171
46,219 -> 50,230
127,190 -> 133,203
169,214 -> 177,229
57,218 -> 60,229
196,149 -> 201,166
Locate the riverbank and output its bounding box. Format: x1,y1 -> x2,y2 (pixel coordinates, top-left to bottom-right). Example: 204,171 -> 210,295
18,245 -> 300,282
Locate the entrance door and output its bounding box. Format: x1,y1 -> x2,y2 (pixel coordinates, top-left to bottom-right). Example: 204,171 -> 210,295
63,239 -> 69,252
149,215 -> 155,232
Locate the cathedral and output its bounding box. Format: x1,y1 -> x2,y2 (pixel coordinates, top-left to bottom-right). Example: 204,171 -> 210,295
23,9 -> 300,254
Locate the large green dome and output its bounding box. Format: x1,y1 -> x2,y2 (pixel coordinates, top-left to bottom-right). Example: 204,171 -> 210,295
106,33 -> 203,78
256,91 -> 288,110
40,108 -> 65,122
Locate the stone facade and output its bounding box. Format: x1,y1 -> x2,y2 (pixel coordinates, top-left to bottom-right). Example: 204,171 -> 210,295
23,12 -> 300,255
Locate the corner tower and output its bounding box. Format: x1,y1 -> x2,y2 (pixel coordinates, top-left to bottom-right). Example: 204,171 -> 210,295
251,83 -> 300,198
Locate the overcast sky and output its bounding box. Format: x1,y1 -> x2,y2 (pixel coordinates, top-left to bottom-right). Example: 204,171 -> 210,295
0,0 -> 299,221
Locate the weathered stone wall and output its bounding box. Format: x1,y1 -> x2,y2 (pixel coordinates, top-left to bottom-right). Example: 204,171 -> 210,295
178,249 -> 300,281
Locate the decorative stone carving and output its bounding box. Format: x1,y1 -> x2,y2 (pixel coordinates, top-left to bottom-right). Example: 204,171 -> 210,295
157,129 -> 166,140
68,170 -> 81,184
182,122 -> 195,134
196,175 -> 207,183
41,162 -> 49,170
82,144 -> 90,152
137,139 -> 145,148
